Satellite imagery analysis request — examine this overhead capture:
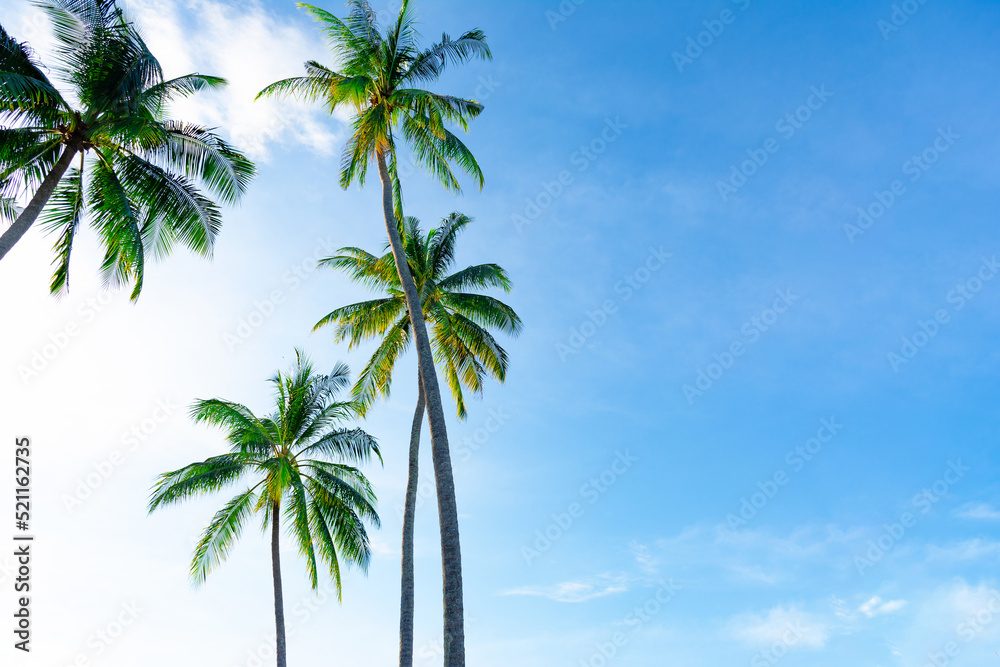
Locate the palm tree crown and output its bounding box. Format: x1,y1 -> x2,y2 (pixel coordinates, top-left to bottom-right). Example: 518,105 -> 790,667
0,0 -> 255,298
257,0 -> 490,215
148,350 -> 381,596
315,213 -> 522,418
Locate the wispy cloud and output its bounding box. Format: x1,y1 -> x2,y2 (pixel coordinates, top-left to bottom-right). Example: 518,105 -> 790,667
956,502 -> 1000,521
500,574 -> 630,603
628,540 -> 659,576
7,0 -> 344,161
858,595 -> 907,618
927,538 -> 1000,562
129,0 -> 346,160
726,605 -> 829,649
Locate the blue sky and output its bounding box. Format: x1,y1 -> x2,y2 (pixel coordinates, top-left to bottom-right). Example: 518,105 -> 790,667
3,0 -> 1000,665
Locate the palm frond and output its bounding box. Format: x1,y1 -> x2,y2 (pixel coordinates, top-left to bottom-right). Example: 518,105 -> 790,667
285,475 -> 319,588
298,427 -> 381,464
153,122 -> 255,205
190,486 -> 260,584
402,29 -> 492,84
88,151 -> 145,299
437,263 -> 512,293
350,319 -> 411,412
39,162 -> 85,295
147,454 -> 251,511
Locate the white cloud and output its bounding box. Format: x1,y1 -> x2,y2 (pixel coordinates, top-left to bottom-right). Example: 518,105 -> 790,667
10,0 -> 347,160
957,502 -> 1000,521
727,605 -> 829,649
500,575 -> 630,604
927,539 -> 1000,561
629,540 -> 659,576
858,595 -> 907,618
130,0 -> 348,160
727,564 -> 779,585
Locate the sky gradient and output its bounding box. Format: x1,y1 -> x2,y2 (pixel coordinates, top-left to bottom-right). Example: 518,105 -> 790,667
3,0 -> 1000,665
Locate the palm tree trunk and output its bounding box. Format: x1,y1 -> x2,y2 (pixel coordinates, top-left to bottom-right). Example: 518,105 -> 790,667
376,148 -> 465,667
399,378 -> 425,667
0,144 -> 78,262
271,500 -> 288,667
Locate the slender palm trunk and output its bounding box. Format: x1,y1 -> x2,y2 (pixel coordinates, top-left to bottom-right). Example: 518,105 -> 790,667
399,378 -> 426,667
271,501 -> 288,667
0,144 -> 77,262
376,148 -> 465,667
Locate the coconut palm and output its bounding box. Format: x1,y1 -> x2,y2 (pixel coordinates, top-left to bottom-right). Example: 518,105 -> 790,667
148,350 -> 380,667
0,0 -> 254,298
314,213 -> 521,666
257,2 -> 490,662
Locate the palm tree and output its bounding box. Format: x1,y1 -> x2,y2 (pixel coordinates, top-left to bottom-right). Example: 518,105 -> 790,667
257,2 -> 490,663
314,213 -> 521,667
148,350 -> 380,667
0,0 -> 254,299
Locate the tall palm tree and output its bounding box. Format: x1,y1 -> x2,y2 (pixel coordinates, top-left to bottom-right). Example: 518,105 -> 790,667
148,350 -> 380,667
314,213 -> 521,667
0,0 -> 254,299
258,2 -> 490,662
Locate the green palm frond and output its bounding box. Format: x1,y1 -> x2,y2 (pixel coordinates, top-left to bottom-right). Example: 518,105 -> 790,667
0,0 -> 254,297
150,351 -> 381,596
156,122 -> 255,205
314,297 -> 406,347
402,29 -> 492,84
40,162 -> 84,295
88,151 -> 145,298
350,319 -> 411,412
147,454 -> 251,511
320,213 -> 520,419
286,476 -> 319,587
437,263 -> 512,293
298,427 -> 381,464
317,246 -> 397,290
0,195 -> 18,224
442,291 -> 523,337
191,486 -> 260,584
190,398 -> 277,456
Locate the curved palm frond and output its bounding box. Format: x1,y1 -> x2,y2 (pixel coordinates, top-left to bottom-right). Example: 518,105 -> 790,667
150,351 -> 381,598
190,485 -> 260,584
319,213 -> 519,418
0,0 -> 254,297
